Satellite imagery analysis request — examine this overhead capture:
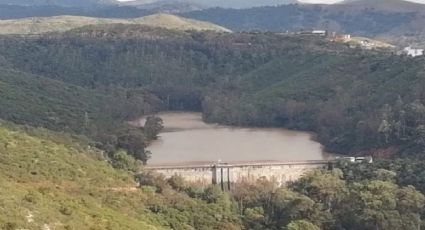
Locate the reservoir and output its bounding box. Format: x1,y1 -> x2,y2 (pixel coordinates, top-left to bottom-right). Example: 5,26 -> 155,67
136,112 -> 333,165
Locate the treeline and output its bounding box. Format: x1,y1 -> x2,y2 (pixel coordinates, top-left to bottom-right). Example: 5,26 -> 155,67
0,62 -> 163,164
3,113 -> 425,230
183,5 -> 418,38
139,159 -> 425,230
3,15 -> 425,230
0,121 -> 240,229
0,26 -> 424,157
203,51 -> 425,155
0,26 -> 325,110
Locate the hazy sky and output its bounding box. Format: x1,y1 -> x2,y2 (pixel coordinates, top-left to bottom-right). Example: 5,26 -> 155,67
118,0 -> 425,3
298,0 -> 425,3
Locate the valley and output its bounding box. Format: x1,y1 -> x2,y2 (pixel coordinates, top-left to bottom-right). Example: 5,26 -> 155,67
1,25 -> 422,156
1,1 -> 425,229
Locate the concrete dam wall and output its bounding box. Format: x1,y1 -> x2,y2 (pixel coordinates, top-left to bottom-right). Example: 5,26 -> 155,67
144,161 -> 332,187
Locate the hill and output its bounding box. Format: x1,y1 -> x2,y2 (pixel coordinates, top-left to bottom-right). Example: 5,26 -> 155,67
3,90 -> 425,230
1,26 -> 425,157
347,36 -> 395,48
0,61 -> 164,163
338,0 -> 425,12
119,0 -> 205,13
0,121 -> 239,229
0,4 -> 155,20
119,0 -> 298,9
0,13 -> 231,35
0,0 -> 116,8
2,23 -> 425,230
182,2 -> 425,47
133,13 -> 231,32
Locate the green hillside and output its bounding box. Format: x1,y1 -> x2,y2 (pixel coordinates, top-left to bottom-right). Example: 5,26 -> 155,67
183,3 -> 425,47
4,110 -> 425,230
0,67 -> 118,133
2,18 -> 425,230
0,122 -> 239,229
1,26 -> 424,156
337,0 -> 425,12
227,51 -> 425,153
0,64 -> 164,163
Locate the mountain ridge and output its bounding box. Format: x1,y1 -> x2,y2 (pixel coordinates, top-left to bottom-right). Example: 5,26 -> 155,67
183,2 -> 425,47
118,0 -> 299,9
0,0 -> 117,8
336,0 -> 425,12
0,13 -> 231,35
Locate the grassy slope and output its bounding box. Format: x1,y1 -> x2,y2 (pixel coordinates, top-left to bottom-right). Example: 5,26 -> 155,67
0,13 -> 231,35
348,36 -> 395,48
0,122 -> 240,229
0,122 -> 160,229
0,62 -> 239,227
134,13 -> 231,32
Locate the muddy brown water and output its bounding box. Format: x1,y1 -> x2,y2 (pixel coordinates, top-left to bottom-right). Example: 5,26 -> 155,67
134,112 -> 335,165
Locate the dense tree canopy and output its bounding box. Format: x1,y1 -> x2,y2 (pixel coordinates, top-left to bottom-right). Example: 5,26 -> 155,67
2,11 -> 425,230
1,26 -> 424,158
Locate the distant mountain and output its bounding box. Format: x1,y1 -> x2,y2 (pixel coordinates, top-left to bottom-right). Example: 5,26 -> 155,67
0,0 -> 300,19
0,0 -> 299,9
183,2 -> 425,47
119,0 -> 298,9
125,0 -> 205,13
203,0 -> 298,8
0,4 -> 82,19
0,4 -> 156,19
336,0 -> 425,12
0,0 -> 116,8
0,13 -> 231,35
3,0 -> 425,47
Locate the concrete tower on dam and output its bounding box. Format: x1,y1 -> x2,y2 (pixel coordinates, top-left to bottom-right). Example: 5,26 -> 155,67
143,160 -> 335,188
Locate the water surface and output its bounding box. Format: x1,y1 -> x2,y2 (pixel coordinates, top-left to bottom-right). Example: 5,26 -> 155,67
136,112 -> 333,165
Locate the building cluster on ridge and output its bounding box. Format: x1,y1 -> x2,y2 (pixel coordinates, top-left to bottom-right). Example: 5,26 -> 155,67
294,29 -> 424,57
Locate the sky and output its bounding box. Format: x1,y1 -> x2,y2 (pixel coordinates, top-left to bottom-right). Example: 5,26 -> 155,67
117,0 -> 425,3
298,0 -> 425,3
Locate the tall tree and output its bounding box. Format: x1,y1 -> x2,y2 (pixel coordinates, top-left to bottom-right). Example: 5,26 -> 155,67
144,116 -> 164,140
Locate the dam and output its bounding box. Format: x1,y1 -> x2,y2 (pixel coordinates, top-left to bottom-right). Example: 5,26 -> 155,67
144,160 -> 334,189
136,112 -> 340,189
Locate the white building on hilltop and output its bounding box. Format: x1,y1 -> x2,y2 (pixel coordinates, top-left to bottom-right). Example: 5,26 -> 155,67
403,46 -> 424,57
312,30 -> 327,36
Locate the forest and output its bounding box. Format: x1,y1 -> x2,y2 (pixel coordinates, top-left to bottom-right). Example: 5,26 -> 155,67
182,3 -> 425,46
1,25 -> 425,229
0,25 -> 424,156
183,5 -> 417,36
2,120 -> 425,230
